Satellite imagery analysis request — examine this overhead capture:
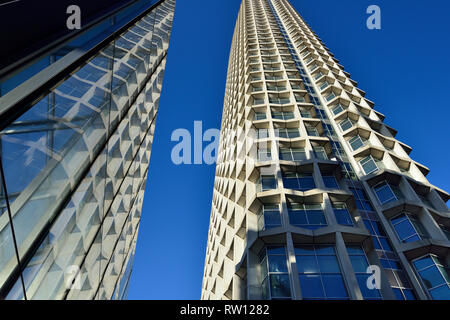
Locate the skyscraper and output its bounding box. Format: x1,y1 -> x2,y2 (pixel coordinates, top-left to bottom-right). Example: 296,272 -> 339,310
202,0 -> 449,300
0,0 -> 175,299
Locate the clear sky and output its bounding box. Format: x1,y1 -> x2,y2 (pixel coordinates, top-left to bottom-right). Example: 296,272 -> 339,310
127,0 -> 450,299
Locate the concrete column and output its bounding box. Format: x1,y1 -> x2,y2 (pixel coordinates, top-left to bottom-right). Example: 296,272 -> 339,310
335,232 -> 363,300
286,232 -> 302,300
232,274 -> 244,300
323,193 -> 338,226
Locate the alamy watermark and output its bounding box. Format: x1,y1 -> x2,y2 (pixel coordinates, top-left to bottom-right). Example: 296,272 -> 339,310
367,265 -> 381,290
67,5 -> 81,30
65,265 -> 82,290
170,121 -> 277,175
367,5 -> 381,30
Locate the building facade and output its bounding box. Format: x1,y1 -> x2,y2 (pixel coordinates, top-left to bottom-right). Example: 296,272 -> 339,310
0,0 -> 175,299
202,0 -> 449,300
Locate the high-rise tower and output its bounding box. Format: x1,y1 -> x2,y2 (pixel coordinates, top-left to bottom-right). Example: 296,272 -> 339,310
0,0 -> 175,299
202,0 -> 449,300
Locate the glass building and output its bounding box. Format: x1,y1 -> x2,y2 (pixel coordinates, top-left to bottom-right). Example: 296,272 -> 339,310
0,0 -> 175,299
202,0 -> 450,300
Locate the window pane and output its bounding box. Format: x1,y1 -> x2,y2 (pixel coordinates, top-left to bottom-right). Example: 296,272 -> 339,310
292,149 -> 306,161
429,285 -> 450,300
299,274 -> 324,298
267,247 -> 286,255
403,289 -> 416,300
289,210 -> 307,226
413,256 -> 435,270
264,209 -> 281,229
340,119 -> 353,131
413,255 -> 450,300
334,208 -> 353,226
346,246 -> 365,255
419,266 -> 445,289
296,255 -> 319,274
371,221 -> 386,236
323,176 -> 338,189
393,219 -> 416,242
349,136 -> 364,151
299,176 -> 315,190
270,274 -> 291,298
268,254 -> 288,273
378,237 -> 393,251
261,175 -> 277,190
350,256 -> 369,273
317,255 -> 340,273
360,156 -> 378,174
323,274 -> 348,298
314,246 -> 335,255
283,177 -> 299,190
294,246 -> 315,255
279,149 -> 292,161
374,183 -> 396,204
306,209 -> 326,226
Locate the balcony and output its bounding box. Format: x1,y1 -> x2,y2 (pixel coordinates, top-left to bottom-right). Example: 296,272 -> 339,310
272,111 -> 295,121
267,86 -> 287,92
269,98 -> 291,105
253,98 -> 265,106
265,75 -> 283,81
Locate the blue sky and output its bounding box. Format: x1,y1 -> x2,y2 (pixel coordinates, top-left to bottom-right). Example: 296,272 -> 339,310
127,0 -> 450,299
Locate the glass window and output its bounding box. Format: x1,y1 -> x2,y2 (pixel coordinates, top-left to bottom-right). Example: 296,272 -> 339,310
260,175 -> 277,191
360,156 -> 378,175
331,104 -> 344,115
282,172 -> 315,191
413,255 -> 450,300
325,92 -> 336,101
349,187 -> 374,212
260,247 -> 292,300
319,81 -> 329,91
258,205 -> 282,231
295,245 -> 348,300
255,112 -> 266,120
390,213 -> 429,243
339,118 -> 353,131
279,148 -> 307,161
305,124 -> 319,136
373,181 -> 403,205
347,245 -> 382,300
272,111 -> 294,120
299,107 -> 312,118
348,135 -> 365,151
313,146 -> 328,160
332,203 -> 353,226
322,123 -> 335,137
323,175 -> 339,189
295,94 -> 306,103
349,190 -> 415,299
253,98 -> 265,105
288,203 -> 327,230
277,128 -> 300,139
